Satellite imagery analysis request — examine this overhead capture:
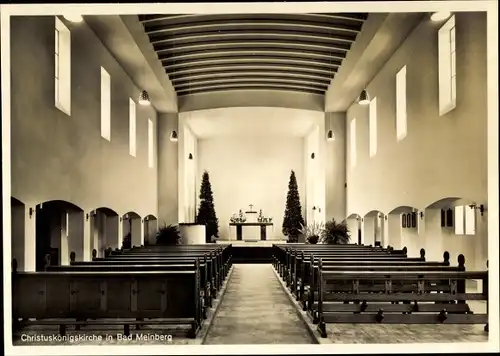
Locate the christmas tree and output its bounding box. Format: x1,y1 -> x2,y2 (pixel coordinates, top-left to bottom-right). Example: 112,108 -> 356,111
196,170 -> 219,242
282,170 -> 305,242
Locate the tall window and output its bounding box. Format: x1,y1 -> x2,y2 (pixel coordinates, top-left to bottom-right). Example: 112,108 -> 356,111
369,97 -> 377,157
148,119 -> 154,168
438,15 -> 456,116
100,67 -> 111,141
55,17 -> 71,115
454,205 -> 464,235
129,98 -> 136,157
396,65 -> 407,141
350,118 -> 357,168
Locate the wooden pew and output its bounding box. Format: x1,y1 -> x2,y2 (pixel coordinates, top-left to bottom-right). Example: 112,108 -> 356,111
97,246 -> 232,291
297,250 -> 450,307
312,258 -> 489,337
281,247 -> 415,293
12,258 -> 204,338
51,261 -> 213,314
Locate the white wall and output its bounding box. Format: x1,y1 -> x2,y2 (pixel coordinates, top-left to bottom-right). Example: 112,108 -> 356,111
9,17 -> 158,271
197,136 -> 305,240
178,118 -> 198,223
346,13 -> 487,269
304,125 -> 326,224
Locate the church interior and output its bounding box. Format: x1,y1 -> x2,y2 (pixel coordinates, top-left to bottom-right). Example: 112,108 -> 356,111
2,1 -> 498,352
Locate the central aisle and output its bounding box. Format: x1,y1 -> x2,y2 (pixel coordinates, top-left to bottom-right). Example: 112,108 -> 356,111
203,264 -> 314,344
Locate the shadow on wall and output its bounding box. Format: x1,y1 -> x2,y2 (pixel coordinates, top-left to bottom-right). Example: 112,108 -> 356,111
11,197 -> 26,271
34,200 -> 84,270
363,210 -> 385,247
90,207 -> 119,258
143,215 -> 158,246
424,197 -> 488,271
122,212 -> 142,249
386,205 -> 421,257
346,213 -> 362,245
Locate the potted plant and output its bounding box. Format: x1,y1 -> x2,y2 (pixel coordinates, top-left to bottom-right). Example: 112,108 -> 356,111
156,224 -> 182,245
299,221 -> 325,244
321,218 -> 351,244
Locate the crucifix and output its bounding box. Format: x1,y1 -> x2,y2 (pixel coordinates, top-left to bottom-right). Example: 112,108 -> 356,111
249,204 -> 254,211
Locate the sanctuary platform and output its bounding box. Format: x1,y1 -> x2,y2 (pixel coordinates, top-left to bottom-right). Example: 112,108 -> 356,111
216,239 -> 287,263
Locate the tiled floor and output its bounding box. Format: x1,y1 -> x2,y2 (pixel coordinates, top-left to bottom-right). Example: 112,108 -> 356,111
323,287 -> 489,344
203,264 -> 315,344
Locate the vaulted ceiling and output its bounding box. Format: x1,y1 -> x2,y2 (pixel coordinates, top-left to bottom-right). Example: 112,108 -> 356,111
138,13 -> 368,98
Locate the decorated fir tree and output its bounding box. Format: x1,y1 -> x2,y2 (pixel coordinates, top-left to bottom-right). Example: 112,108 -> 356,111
196,170 -> 219,242
282,170 -> 305,242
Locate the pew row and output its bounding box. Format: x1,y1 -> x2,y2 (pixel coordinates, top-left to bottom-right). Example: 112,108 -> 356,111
12,259 -> 204,338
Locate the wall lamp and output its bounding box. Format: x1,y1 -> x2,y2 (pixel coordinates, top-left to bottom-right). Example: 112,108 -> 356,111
419,211 -> 424,219
469,203 -> 485,216
138,90 -> 151,106
358,89 -> 370,105
430,11 -> 451,22
170,131 -> 178,142
64,14 -> 83,23
326,130 -> 335,141
29,207 -> 34,218
310,152 -> 315,159
188,153 -> 193,160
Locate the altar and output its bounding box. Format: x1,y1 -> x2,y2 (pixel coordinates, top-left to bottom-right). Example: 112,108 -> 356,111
229,205 -> 274,241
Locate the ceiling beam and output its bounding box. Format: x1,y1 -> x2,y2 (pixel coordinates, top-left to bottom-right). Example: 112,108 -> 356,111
159,49 -> 346,62
174,76 -> 330,89
163,56 -> 341,70
177,85 -> 325,96
166,63 -> 336,76
139,13 -> 367,25
170,71 -> 333,84
144,21 -> 362,36
149,31 -> 356,46
154,40 -> 351,54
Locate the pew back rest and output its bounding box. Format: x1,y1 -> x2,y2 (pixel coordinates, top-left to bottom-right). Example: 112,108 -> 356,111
12,271 -> 200,320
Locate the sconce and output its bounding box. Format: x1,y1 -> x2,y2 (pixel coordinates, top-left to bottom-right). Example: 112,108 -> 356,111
141,219 -> 144,223
356,216 -> 360,221
170,130 -> 178,142
311,152 -> 315,159
119,217 -> 123,222
326,130 -> 335,141
384,215 -> 388,220
29,207 -> 34,218
361,218 -> 364,222
469,203 -> 485,216
188,153 -> 193,160
358,89 -> 370,105
138,90 -> 151,106
419,211 -> 424,219
86,213 -> 89,221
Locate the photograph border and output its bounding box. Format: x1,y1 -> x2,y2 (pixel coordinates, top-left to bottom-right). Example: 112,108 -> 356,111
2,1 -> 498,355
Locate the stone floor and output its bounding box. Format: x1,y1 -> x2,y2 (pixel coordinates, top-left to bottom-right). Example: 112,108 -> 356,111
203,264 -> 315,344
324,290 -> 489,344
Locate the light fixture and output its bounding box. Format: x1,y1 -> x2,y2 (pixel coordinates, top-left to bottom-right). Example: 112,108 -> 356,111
189,153 -> 193,160
430,11 -> 451,22
326,130 -> 335,141
139,90 -> 151,106
358,89 -> 370,105
64,14 -> 83,23
170,130 -> 178,142
311,152 -> 315,159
